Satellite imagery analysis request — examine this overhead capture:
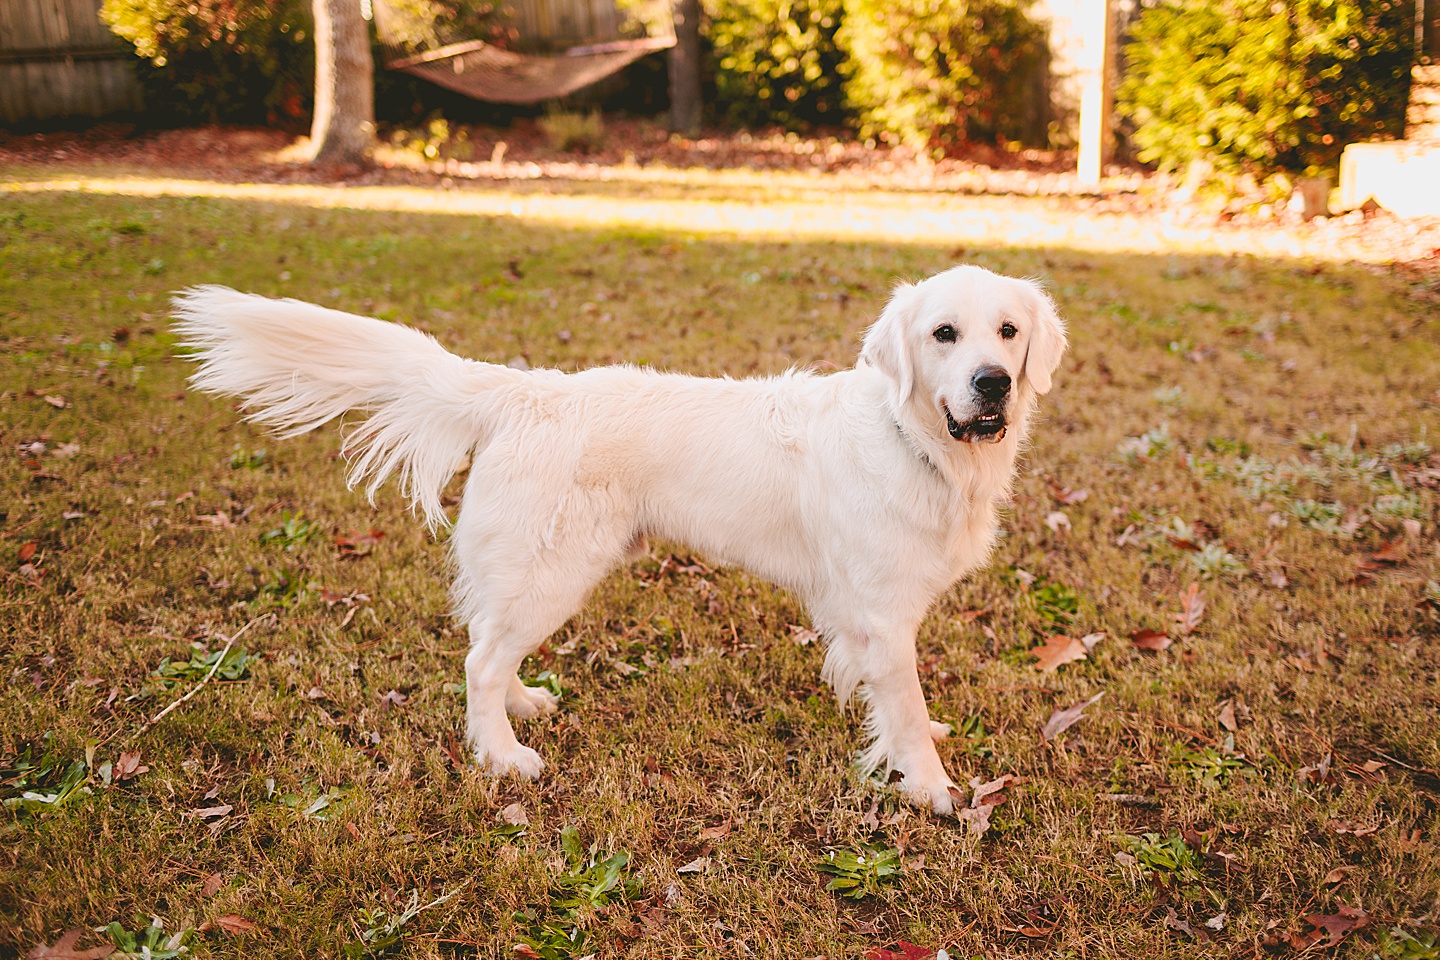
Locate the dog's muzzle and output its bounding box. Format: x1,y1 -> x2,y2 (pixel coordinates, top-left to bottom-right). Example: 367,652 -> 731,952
945,405 -> 1007,444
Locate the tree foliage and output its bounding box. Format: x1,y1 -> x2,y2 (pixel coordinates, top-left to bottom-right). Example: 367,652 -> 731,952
1117,0 -> 1414,175
101,0 -> 315,124
838,0 -> 1045,152
702,0 -> 848,129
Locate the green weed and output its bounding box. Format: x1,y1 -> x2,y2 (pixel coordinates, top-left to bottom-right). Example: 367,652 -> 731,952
817,842 -> 902,900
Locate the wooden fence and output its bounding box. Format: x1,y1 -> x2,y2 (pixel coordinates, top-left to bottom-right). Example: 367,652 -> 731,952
0,0 -> 142,124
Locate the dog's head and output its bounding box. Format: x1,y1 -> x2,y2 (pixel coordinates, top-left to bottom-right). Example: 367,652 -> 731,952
862,265 -> 1067,444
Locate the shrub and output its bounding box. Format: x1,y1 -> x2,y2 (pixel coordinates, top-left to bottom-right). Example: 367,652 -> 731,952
838,0 -> 1045,153
703,0 -> 848,129
539,108 -> 606,152
1117,0 -> 1414,176
101,0 -> 315,125
373,0 -> 510,55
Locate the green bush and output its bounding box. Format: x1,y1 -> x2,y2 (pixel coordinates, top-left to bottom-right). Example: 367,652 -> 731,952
101,0 -> 315,125
1117,0 -> 1414,176
372,0 -> 510,55
838,0 -> 1045,153
703,0 -> 848,129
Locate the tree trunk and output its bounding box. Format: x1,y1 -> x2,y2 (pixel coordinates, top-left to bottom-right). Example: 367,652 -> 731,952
308,0 -> 374,167
668,0 -> 702,136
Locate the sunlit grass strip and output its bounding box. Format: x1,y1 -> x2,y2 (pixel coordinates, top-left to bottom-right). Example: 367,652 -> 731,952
0,174 -> 1341,262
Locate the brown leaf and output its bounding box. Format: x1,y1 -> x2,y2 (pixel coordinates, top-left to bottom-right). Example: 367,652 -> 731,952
378,689 -> 408,709
201,872 -> 224,897
1049,484 -> 1090,505
499,802 -> 529,826
1328,820 -> 1379,837
334,529 -> 385,559
1304,904 -> 1370,942
44,395 -> 68,409
190,804 -> 233,820
17,541 -> 38,564
213,914 -> 258,935
1298,754 -> 1334,786
1217,700 -> 1237,732
1323,865 -> 1356,886
1173,584 -> 1205,636
25,930 -> 115,959
113,750 -> 148,782
699,820 -> 732,841
1130,629 -> 1172,651
1031,635 -> 1089,673
1042,692 -> 1104,742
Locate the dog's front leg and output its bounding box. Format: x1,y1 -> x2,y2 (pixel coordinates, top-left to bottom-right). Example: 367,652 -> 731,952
836,631 -> 959,815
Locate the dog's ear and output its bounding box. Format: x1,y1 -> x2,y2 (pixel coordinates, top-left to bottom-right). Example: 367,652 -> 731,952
862,282 -> 919,408
1021,280 -> 1067,396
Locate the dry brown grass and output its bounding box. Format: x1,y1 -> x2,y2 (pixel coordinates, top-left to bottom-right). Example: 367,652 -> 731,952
1,181 -> 1438,959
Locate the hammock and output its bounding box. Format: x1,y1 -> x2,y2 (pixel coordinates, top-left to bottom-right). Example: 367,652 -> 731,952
374,1 -> 675,104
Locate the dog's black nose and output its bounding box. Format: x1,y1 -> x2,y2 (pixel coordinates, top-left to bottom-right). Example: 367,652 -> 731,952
973,366 -> 1011,401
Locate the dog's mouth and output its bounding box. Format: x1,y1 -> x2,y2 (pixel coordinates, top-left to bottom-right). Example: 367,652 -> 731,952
944,405 -> 1007,444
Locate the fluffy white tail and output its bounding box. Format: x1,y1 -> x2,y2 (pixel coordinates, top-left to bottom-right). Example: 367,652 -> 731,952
174,286 -> 516,527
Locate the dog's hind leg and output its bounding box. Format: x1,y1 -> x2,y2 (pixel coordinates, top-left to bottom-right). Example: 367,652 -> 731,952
462,553 -> 603,776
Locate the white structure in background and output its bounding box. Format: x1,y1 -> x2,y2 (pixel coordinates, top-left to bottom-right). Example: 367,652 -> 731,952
1337,2 -> 1440,218
1035,0 -> 1116,184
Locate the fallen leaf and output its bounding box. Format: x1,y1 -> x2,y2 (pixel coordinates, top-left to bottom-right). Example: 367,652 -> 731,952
190,804 -> 233,820
1323,865 -> 1356,886
866,943 -> 935,960
1328,820 -> 1379,837
24,930 -> 115,959
1303,904 -> 1370,942
1164,906 -> 1206,941
699,820 -> 732,842
44,395 -> 68,409
1174,583 -> 1205,636
17,541 -> 37,564
970,773 -> 1015,806
113,750 -> 149,782
677,856 -> 711,874
1049,484 -> 1090,505
1044,511 -> 1071,534
212,914 -> 258,935
1359,759 -> 1385,774
788,624 -> 819,646
1042,692 -> 1105,742
1217,700 -> 1237,732
335,529 -> 385,559
1130,628 -> 1172,651
379,689 -> 408,709
201,872 -> 224,897
1298,754 -> 1334,786
499,802 -> 528,826
1032,635 -> 1088,673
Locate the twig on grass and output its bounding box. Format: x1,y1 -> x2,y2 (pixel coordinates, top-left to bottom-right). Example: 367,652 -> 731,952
132,614 -> 272,740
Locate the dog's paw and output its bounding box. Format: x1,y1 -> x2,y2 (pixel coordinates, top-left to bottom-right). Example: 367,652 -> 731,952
905,778 -> 961,816
929,720 -> 953,741
506,682 -> 560,719
475,743 -> 545,779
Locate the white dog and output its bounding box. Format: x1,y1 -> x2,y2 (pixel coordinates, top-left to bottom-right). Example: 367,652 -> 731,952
174,265 -> 1066,814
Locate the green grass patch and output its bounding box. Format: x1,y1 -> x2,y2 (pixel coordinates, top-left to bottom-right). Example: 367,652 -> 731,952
2,182 -> 1438,957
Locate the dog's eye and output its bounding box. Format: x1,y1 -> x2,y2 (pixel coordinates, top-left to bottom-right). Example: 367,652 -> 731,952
1000,321 -> 1018,340
933,324 -> 957,343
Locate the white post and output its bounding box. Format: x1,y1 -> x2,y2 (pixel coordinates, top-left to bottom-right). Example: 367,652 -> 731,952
1075,0 -> 1113,184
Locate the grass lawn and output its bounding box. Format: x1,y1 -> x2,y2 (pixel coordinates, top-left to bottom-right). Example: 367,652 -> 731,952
2,176 -> 1439,959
